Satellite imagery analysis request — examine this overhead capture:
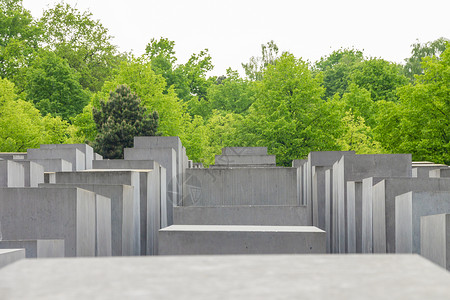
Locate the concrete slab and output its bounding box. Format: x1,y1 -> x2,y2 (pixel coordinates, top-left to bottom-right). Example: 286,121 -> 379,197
412,165 -> 448,178
30,158 -> 72,172
173,206 -> 308,226
373,178 -> 450,253
27,148 -> 85,171
292,159 -> 307,206
214,155 -> 276,166
429,168 -> 450,178
0,160 -> 24,187
159,225 -> 325,255
0,187 -> 96,257
13,160 -> 44,187
222,147 -> 268,156
0,249 -> 25,269
40,144 -> 94,169
0,255 -> 450,299
421,213 -> 450,271
0,240 -> 64,258
395,191 -> 450,254
0,153 -> 26,160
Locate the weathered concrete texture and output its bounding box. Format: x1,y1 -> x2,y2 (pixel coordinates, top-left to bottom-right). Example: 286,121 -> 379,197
124,147 -> 176,225
222,147 -> 268,156
0,249 -> 25,269
333,154 -> 412,253
0,188 -> 96,257
40,183 -> 134,256
361,177 -> 391,253
373,178 -> 450,254
1,255 -> 450,299
421,214 -> 450,271
429,168 -> 450,178
92,160 -> 166,255
412,164 -> 448,178
0,240 -> 64,258
183,168 -> 297,206
13,160 -> 44,187
27,148 -> 85,171
214,155 -> 276,166
54,171 -> 141,255
395,191 -> 450,254
173,206 -> 308,226
30,158 -> 72,172
159,225 -> 325,255
0,160 -> 24,187
40,144 -> 94,169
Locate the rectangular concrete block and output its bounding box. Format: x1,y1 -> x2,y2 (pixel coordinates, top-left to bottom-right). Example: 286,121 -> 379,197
0,240 -> 64,258
0,153 -> 26,160
421,213 -> 450,271
40,144 -> 94,169
30,158 -> 72,172
13,160 -> 44,187
373,178 -> 450,254
54,171 -> 141,255
325,169 -> 332,253
0,160 -> 24,187
395,191 -> 450,254
412,165 -> 448,178
312,166 -> 330,230
173,206 -> 308,226
214,155 -> 276,166
0,187 -> 96,257
429,168 -> 450,178
159,225 -> 325,255
221,147 -> 268,156
183,168 -> 297,206
292,159 -> 307,206
0,249 -> 25,269
27,148 -> 85,171
347,180 -> 363,253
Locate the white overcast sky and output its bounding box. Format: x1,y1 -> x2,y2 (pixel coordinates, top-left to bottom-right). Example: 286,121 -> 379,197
22,0 -> 450,76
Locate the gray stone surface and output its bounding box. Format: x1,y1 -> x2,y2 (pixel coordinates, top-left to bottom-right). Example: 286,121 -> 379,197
347,180 -> 363,253
0,187 -> 96,257
0,160 -> 24,187
421,213 -> 450,271
0,240 -> 64,258
292,159 -> 307,206
412,164 -> 448,178
27,148 -> 85,171
40,183 -> 134,256
333,154 -> 412,253
429,168 -> 450,178
325,169 -> 333,253
54,170 -> 141,255
173,206 -> 308,226
30,158 -> 72,172
94,194 -> 112,256
373,178 -> 450,254
159,225 -> 325,255
183,168 -> 297,206
222,147 -> 268,156
13,160 -> 44,187
312,166 -> 330,230
214,155 -> 276,166
395,191 -> 450,254
0,249 -> 25,269
1,255 -> 450,299
40,144 -> 94,169
0,153 -> 26,160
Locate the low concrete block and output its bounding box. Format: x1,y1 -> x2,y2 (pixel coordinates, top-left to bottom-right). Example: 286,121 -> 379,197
40,144 -> 94,169
412,165 -> 448,178
0,240 -> 64,258
221,147 -> 268,156
395,191 -> 450,254
421,213 -> 450,271
429,168 -> 450,178
0,249 -> 25,269
173,206 -> 308,226
214,155 -> 276,166
30,158 -> 72,172
27,148 -> 85,171
0,188 -> 96,257
373,178 -> 450,254
0,160 -> 24,187
158,225 -> 325,255
13,160 -> 44,187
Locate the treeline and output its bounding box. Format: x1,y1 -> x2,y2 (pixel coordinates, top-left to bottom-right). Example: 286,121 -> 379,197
1,0 -> 449,165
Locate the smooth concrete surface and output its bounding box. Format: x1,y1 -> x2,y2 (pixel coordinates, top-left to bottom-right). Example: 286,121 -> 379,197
173,206 -> 308,226
14,160 -> 44,187
40,183 -> 134,256
0,188 -> 96,257
0,160 -> 24,187
54,170 -> 141,255
372,178 -> 450,254
1,255 -> 450,299
429,168 -> 450,178
95,194 -> 112,257
325,169 -> 332,253
292,159 -> 307,206
0,249 -> 25,269
183,168 -> 297,206
412,165 -> 448,178
214,155 -> 276,166
27,148 -> 85,171
30,158 -> 72,172
159,225 -> 325,255
395,191 -> 450,254
312,166 -> 330,230
421,214 -> 450,271
333,154 -> 412,253
347,180 -> 363,253
40,144 -> 94,169
0,153 -> 26,160
0,240 -> 64,258
222,147 -> 268,156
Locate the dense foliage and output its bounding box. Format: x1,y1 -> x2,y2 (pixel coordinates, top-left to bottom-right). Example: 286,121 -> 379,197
1,1 -> 449,165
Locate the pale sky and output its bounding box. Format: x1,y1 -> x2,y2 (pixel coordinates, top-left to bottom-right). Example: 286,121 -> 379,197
22,0 -> 450,76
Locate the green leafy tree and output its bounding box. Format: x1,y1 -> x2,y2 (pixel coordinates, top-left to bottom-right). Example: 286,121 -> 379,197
39,2 -> 122,92
404,37 -> 449,80
92,84 -> 159,159
242,40 -> 279,81
25,50 -> 90,120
